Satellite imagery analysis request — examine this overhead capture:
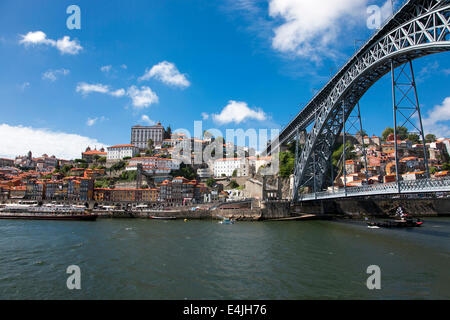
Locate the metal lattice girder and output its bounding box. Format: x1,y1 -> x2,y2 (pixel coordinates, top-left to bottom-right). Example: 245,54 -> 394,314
290,0 -> 450,202
300,177 -> 450,201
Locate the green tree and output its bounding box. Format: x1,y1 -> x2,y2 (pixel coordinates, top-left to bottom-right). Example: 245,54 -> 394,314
332,142 -> 356,167
229,180 -> 239,189
382,126 -> 408,141
110,160 -> 126,171
426,134 -> 436,143
119,170 -> 137,181
170,163 -> 198,180
382,127 -> 394,141
206,178 -> 216,188
232,169 -> 237,177
164,126 -> 172,139
279,151 -> 295,177
357,130 -> 368,137
408,133 -> 420,144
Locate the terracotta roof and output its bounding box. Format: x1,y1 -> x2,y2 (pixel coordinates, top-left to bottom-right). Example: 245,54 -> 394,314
82,150 -> 106,155
108,144 -> 137,149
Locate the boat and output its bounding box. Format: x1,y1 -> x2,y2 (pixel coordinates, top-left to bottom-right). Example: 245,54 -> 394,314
367,218 -> 424,228
219,218 -> 235,225
150,216 -> 177,220
0,205 -> 98,221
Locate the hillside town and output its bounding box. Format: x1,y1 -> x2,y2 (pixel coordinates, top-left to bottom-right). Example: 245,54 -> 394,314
1,122 -> 450,208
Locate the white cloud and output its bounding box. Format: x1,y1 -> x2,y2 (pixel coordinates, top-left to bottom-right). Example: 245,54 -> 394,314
423,97 -> 450,137
212,100 -> 267,124
86,118 -> 97,126
201,112 -> 209,120
101,65 -> 112,73
86,116 -> 107,127
121,64 -> 127,69
55,36 -> 82,55
141,115 -> 155,125
76,82 -> 126,98
268,0 -> 368,61
19,82 -> 30,91
110,88 -> 126,97
127,86 -> 159,109
19,31 -> 82,55
139,61 -> 190,88
76,82 -> 110,95
19,31 -> 53,46
0,124 -> 108,160
42,68 -> 70,82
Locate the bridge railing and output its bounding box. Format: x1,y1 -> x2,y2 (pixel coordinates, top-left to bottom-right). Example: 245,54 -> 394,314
300,177 -> 450,201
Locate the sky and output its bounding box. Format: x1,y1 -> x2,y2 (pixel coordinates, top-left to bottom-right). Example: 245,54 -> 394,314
0,0 -> 449,159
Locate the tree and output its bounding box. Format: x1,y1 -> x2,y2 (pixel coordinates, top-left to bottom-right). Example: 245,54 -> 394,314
170,163 -> 198,180
110,160 -> 126,171
382,126 -> 408,141
146,139 -> 154,156
279,151 -> 295,177
206,178 -> 216,188
232,169 -> 237,177
426,134 -> 436,143
119,170 -> 137,181
229,180 -> 239,189
332,142 -> 356,168
357,130 -> 368,137
164,126 -> 172,139
407,133 -> 420,144
382,127 -> 394,141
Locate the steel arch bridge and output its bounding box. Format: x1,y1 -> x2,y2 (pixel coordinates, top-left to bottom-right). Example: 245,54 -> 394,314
264,0 -> 450,202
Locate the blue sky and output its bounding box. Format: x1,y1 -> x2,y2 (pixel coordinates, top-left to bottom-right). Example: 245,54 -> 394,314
0,0 -> 449,159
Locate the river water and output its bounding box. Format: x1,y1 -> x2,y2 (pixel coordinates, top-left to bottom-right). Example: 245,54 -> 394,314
0,217 -> 449,299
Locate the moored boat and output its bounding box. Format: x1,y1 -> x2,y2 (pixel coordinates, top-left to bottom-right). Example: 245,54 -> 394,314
367,218 -> 423,228
150,216 -> 177,220
219,218 -> 235,225
0,205 -> 98,221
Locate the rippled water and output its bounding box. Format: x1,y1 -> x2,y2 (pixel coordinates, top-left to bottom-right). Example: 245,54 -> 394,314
0,217 -> 449,299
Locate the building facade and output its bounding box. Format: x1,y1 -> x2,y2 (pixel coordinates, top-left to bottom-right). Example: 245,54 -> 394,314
82,147 -> 107,163
107,145 -> 140,161
213,158 -> 249,177
131,123 -> 165,150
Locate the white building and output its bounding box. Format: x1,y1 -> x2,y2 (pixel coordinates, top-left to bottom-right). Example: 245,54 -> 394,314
107,144 -> 140,161
126,157 -> 180,172
213,158 -> 249,177
131,123 -> 165,150
197,167 -> 212,179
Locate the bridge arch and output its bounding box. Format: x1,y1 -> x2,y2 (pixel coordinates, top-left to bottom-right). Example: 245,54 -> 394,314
286,0 -> 450,201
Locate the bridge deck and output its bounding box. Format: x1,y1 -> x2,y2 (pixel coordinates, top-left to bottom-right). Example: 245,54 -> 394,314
299,177 -> 450,201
